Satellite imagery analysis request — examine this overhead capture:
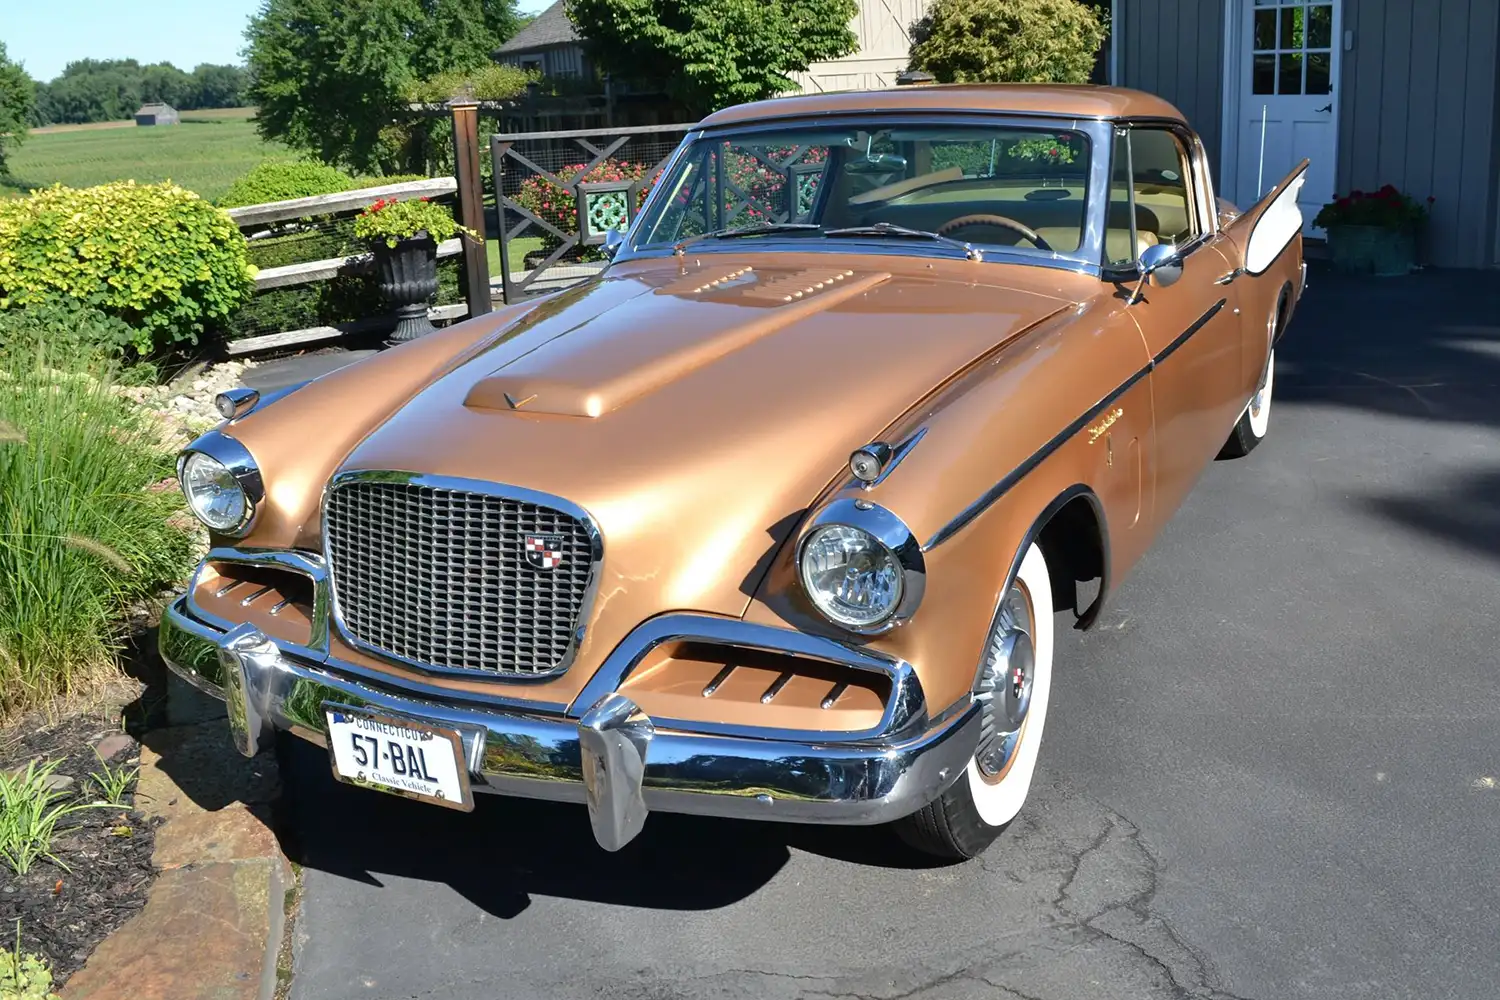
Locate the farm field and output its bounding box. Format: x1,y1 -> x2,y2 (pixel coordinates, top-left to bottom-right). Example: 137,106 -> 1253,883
2,109 -> 284,202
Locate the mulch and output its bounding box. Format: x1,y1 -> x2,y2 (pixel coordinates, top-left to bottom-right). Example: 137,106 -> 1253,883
0,712 -> 161,982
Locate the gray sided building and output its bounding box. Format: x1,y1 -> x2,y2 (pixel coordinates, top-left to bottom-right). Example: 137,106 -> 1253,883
1113,0 -> 1500,268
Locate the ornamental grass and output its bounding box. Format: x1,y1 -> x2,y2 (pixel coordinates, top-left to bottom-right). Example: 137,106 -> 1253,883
0,342 -> 194,717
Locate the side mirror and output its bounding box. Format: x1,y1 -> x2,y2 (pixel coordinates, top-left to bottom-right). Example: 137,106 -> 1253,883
1138,243 -> 1184,287
602,228 -> 626,260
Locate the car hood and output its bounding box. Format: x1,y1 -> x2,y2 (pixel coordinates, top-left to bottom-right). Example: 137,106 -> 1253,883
338,254 -> 1075,619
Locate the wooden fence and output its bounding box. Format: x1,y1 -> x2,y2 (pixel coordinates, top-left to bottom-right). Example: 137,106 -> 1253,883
222,176 -> 479,357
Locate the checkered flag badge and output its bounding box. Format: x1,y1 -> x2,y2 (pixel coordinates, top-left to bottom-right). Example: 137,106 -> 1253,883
523,533 -> 565,570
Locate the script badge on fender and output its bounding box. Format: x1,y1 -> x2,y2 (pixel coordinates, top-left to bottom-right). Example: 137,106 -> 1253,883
524,534 -> 566,570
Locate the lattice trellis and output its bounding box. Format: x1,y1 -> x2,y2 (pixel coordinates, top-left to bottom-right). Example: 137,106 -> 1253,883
490,123 -> 694,301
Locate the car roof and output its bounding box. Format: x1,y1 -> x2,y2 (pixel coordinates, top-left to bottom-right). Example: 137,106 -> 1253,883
697,84 -> 1187,128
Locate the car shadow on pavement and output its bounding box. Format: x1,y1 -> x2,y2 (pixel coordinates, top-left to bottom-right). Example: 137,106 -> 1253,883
276,734 -> 939,918
1276,263 -> 1500,558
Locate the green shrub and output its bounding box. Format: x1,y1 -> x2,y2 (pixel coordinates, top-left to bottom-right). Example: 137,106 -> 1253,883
910,0 -> 1107,84
353,196 -> 472,248
1,928 -> 58,1000
0,300 -> 138,360
402,63 -> 534,105
0,181 -> 256,354
217,159 -> 426,209
0,348 -> 194,716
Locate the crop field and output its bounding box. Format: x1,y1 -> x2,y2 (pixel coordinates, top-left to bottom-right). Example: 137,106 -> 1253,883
2,109 -> 284,202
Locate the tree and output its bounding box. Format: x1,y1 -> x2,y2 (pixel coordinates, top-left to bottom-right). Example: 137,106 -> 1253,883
245,0 -> 524,174
909,0 -> 1107,85
190,64 -> 251,108
565,0 -> 859,117
0,43 -> 36,176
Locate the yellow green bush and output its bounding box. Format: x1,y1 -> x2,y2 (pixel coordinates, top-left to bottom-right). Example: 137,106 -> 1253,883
0,181 -> 256,354
217,159 -> 426,209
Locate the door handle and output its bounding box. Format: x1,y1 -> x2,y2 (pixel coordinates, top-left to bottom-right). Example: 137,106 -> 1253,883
1214,268 -> 1243,286
1316,103 -> 1333,113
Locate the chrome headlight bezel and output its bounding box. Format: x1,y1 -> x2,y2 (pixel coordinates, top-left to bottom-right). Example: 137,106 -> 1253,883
796,499 -> 926,634
177,430 -> 265,537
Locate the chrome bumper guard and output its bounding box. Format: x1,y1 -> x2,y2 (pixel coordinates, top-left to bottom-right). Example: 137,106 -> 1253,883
160,598 -> 978,851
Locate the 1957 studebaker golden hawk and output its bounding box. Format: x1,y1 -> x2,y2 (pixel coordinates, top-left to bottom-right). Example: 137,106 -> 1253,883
161,85 -> 1307,859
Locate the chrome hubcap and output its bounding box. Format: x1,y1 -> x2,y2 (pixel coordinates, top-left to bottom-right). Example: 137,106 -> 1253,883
975,586 -> 1035,779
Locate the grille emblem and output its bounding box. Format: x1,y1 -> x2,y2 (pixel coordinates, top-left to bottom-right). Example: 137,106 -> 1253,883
524,533 -> 566,570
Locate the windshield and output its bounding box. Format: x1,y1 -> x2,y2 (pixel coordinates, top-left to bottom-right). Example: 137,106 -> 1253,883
634,123 -> 1093,257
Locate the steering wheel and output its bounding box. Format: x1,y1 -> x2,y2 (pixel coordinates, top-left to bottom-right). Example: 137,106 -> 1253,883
936,213 -> 1053,252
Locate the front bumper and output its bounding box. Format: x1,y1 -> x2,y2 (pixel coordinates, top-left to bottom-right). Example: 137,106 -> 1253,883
160,598 -> 979,851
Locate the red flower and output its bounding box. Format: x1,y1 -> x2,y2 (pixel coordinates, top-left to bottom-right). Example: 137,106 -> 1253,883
1049,147 -> 1060,156
1427,195 -> 1436,203
420,196 -> 429,203
1351,189 -> 1364,197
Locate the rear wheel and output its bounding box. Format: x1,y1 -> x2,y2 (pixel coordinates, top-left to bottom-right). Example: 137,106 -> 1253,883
1219,348 -> 1276,459
895,543 -> 1054,860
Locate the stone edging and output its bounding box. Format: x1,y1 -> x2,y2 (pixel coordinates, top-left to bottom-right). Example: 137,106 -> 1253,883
64,683 -> 288,1000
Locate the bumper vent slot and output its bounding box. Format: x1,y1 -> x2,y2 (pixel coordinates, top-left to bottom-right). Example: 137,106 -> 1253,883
325,479 -> 596,676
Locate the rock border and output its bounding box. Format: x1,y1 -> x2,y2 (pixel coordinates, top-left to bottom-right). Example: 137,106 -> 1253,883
63,677 -> 290,1000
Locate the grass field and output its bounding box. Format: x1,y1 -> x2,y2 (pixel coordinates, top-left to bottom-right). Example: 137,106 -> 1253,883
3,108 -> 284,202
4,106 -> 530,278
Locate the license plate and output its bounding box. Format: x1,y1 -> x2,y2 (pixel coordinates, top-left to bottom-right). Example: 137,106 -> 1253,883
325,705 -> 473,811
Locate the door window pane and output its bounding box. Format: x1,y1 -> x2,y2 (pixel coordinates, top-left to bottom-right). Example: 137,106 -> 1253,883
1308,5 -> 1333,48
1114,129 -> 1198,265
1254,9 -> 1277,49
1279,52 -> 1304,94
1280,7 -> 1305,49
1254,54 -> 1276,94
1306,52 -> 1331,95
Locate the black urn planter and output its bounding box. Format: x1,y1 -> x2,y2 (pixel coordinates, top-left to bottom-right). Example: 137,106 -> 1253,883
372,232 -> 439,346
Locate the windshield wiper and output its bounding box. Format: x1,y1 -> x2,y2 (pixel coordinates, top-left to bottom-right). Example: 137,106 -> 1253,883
824,222 -> 983,261
673,222 -> 823,255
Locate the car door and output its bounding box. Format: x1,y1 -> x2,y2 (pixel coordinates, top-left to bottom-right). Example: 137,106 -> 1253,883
1106,126 -> 1247,521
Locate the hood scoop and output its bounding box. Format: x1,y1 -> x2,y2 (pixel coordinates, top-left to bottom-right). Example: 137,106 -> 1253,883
465,268 -> 890,418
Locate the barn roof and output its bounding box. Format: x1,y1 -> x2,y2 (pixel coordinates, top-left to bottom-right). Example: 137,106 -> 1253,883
494,1 -> 579,55
136,103 -> 176,114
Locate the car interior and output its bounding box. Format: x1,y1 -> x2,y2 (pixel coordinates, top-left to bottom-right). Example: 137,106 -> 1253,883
644,125 -> 1200,267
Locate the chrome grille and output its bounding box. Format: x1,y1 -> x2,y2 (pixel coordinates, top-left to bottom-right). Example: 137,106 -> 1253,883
325,478 -> 596,676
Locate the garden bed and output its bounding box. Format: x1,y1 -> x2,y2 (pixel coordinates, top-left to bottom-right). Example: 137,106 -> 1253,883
0,708 -> 160,983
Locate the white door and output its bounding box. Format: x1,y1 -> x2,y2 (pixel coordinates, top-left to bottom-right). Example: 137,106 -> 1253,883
1231,0 -> 1340,233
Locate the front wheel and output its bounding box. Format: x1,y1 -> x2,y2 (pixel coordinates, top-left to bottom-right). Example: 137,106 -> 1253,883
1218,348 -> 1275,459
894,542 -> 1055,860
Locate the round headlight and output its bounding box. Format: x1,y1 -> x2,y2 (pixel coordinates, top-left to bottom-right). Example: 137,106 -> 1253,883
180,451 -> 250,532
799,524 -> 904,628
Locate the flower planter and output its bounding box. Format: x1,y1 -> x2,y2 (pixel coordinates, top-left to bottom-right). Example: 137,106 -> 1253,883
1325,226 -> 1417,277
371,233 -> 439,345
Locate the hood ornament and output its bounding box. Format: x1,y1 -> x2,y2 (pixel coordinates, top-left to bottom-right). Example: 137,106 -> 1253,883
503,391 -> 538,410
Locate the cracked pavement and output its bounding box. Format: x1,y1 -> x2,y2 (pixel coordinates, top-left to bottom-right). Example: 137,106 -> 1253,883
280,267 -> 1500,1000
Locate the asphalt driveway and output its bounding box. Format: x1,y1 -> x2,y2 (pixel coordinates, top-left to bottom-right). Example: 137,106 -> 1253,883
279,263 -> 1500,1000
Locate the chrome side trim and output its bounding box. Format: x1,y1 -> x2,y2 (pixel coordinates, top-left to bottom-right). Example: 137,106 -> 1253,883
925,300 -> 1224,550
178,430 -> 265,538
320,470 -> 605,683
798,499 -> 927,634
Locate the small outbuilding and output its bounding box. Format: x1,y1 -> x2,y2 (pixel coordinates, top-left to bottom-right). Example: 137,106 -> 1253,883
134,103 -> 179,126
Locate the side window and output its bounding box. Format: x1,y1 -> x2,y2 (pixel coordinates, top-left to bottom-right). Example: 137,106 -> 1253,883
1105,128 -> 1201,267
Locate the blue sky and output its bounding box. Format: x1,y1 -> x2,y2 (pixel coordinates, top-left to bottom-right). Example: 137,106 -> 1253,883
3,0 -> 557,83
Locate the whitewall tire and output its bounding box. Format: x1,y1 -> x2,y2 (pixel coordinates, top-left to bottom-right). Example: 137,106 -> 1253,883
1219,348 -> 1275,459
895,542 -> 1054,859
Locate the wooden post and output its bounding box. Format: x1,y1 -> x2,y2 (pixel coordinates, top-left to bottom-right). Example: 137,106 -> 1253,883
449,97 -> 492,318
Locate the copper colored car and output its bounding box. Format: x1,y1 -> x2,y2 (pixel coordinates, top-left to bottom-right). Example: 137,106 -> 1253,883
161,86 -> 1307,859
